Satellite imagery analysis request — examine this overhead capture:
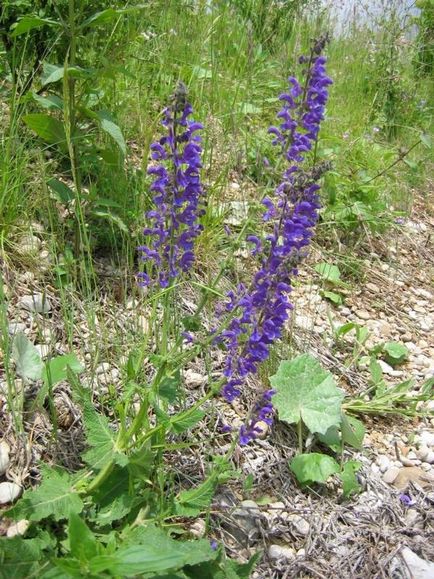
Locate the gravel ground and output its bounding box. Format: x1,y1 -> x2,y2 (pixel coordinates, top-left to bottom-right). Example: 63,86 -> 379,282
0,192 -> 433,577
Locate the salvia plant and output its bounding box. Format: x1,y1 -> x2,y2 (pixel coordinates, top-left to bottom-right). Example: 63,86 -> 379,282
1,37 -> 339,577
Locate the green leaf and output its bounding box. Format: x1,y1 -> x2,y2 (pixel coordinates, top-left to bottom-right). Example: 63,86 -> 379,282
47,178 -> 75,204
90,526 -> 216,576
81,6 -> 147,29
271,354 -> 344,435
41,63 -> 91,86
317,425 -> 341,452
383,342 -> 408,366
321,290 -> 343,305
0,532 -> 53,577
12,332 -> 43,381
341,413 -> 365,449
6,466 -> 83,522
42,353 -> 84,386
315,263 -> 341,284
68,513 -> 99,562
159,373 -> 181,403
10,16 -> 60,37
339,460 -> 362,497
335,322 -> 357,339
90,466 -> 139,524
169,407 -> 205,434
420,133 -> 432,149
97,111 -> 126,156
290,452 -> 340,485
35,353 -> 84,407
32,93 -> 63,110
175,475 -> 217,516
23,113 -> 66,147
91,210 -> 128,233
71,376 -> 127,471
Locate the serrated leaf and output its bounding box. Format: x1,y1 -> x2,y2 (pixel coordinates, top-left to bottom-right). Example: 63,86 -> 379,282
317,425 -> 341,452
6,466 -> 83,522
89,526 -> 216,576
0,532 -> 53,577
271,354 -> 344,435
10,16 -> 60,37
175,476 -> 216,516
169,407 -> 205,434
290,452 -> 340,485
90,466 -> 140,524
23,113 -> 66,148
71,376 -> 127,471
68,513 -> 99,562
339,460 -> 362,497
12,332 -> 43,381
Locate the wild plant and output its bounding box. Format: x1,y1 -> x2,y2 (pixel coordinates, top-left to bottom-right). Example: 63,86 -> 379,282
1,37 -> 333,576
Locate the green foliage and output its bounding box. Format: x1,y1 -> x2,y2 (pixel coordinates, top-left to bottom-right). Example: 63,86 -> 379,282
382,341 -> 409,366
290,453 -> 340,485
6,466 -> 84,522
271,354 -> 345,435
12,332 -> 43,381
272,354 -> 366,496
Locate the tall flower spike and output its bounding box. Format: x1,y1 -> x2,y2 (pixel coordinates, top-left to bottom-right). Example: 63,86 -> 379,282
218,37 -> 332,445
138,82 -> 205,288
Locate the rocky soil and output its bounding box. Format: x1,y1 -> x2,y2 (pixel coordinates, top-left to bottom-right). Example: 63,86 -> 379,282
0,193 -> 433,577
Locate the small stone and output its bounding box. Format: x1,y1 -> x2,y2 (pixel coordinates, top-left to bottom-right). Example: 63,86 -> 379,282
416,446 -> 430,461
417,431 -> 434,448
295,315 -> 311,330
0,441 -> 10,475
377,360 -> 395,376
190,518 -> 206,538
18,293 -> 51,314
382,466 -> 400,484
184,369 -> 207,388
401,333 -> 412,342
400,456 -> 418,467
424,452 -> 434,465
356,310 -> 371,321
366,283 -> 378,293
6,519 -> 30,538
288,514 -> 310,536
8,322 -> 27,336
268,544 -> 296,561
17,234 -> 41,255
399,547 -> 434,579
393,466 -> 434,490
0,482 -> 22,504
95,363 -> 111,375
34,344 -> 51,359
376,454 -> 391,473
405,509 -> 423,529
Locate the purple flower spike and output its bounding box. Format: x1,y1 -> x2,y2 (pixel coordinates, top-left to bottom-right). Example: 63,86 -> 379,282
138,82 -> 205,287
216,36 -> 332,446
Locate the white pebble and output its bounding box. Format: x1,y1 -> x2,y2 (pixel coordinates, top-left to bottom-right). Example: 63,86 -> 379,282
0,482 -> 22,505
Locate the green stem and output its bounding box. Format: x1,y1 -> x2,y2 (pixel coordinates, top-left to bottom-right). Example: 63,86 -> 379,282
297,420 -> 303,454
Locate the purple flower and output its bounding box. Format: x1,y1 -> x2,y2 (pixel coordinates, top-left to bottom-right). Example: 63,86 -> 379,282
218,37 -> 332,445
399,494 -> 416,507
138,82 -> 205,288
